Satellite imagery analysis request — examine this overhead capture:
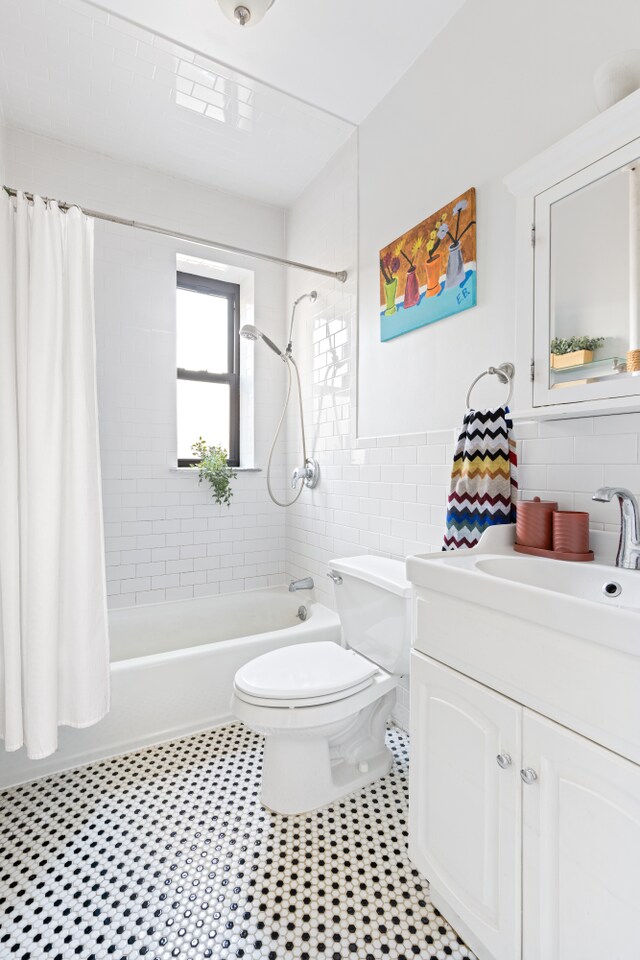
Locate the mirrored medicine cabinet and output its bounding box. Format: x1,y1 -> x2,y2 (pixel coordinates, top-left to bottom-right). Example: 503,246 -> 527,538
506,87 -> 640,417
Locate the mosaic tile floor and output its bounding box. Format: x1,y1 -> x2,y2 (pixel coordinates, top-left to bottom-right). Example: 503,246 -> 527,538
0,723 -> 477,960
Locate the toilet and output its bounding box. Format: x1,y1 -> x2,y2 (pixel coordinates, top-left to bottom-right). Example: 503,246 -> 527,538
231,555 -> 412,815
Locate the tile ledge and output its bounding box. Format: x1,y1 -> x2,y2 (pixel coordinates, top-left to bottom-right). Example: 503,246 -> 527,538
169,467 -> 262,474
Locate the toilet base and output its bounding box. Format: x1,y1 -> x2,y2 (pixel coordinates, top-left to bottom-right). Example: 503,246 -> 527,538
259,690 -> 396,815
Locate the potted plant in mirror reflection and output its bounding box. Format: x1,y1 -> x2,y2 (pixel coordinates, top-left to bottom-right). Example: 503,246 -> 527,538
191,437 -> 237,506
380,248 -> 402,316
550,336 -> 606,369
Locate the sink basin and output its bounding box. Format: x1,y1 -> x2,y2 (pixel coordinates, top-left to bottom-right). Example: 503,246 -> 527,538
406,525 -> 640,656
474,555 -> 640,610
406,525 -> 640,765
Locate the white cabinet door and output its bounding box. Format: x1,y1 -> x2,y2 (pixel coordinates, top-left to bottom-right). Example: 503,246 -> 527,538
409,653 -> 522,960
522,711 -> 640,960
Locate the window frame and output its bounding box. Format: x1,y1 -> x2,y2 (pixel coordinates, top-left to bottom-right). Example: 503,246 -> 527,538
176,271 -> 241,468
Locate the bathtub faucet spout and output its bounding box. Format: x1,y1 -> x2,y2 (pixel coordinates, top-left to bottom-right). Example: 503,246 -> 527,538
289,577 -> 314,592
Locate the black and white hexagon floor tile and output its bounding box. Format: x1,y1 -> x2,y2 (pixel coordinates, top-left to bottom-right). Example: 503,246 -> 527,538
0,724 -> 477,960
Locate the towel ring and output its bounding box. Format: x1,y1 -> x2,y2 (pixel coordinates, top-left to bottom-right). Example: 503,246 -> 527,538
466,362 -> 515,409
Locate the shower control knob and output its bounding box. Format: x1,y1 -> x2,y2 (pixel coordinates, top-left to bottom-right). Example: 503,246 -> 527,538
290,466 -> 305,489
290,458 -> 320,489
304,458 -> 320,489
520,767 -> 538,785
496,753 -> 512,769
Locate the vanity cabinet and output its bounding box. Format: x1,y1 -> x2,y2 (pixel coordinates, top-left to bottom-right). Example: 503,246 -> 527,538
410,651 -> 640,960
522,712 -> 640,960
409,655 -> 521,960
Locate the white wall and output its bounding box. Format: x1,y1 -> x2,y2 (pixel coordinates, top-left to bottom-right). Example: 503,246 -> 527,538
284,1 -> 640,731
357,0 -> 640,438
0,98 -> 6,183
6,128 -> 290,606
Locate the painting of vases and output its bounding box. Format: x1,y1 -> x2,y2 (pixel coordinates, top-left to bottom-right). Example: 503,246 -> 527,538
379,187 -> 477,341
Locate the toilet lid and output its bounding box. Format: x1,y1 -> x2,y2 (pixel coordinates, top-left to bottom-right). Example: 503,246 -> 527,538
235,641 -> 378,701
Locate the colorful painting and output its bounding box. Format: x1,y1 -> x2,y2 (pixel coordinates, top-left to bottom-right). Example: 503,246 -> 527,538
379,187 -> 476,341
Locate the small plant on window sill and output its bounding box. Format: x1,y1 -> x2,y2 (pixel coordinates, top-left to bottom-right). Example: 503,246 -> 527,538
191,438 -> 237,506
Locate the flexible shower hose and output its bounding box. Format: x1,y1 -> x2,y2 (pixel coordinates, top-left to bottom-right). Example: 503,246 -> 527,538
266,354 -> 309,508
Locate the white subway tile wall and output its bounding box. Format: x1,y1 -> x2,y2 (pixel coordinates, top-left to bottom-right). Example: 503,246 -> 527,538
96,221 -> 290,608
6,128 -> 291,608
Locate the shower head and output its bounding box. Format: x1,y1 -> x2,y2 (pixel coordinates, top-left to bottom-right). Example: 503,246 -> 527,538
240,324 -> 285,358
239,324 -> 259,341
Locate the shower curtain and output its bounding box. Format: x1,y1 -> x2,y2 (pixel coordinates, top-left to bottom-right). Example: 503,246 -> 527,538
0,191 -> 109,759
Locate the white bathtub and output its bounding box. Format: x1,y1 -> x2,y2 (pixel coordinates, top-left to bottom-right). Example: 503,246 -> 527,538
0,587 -> 341,788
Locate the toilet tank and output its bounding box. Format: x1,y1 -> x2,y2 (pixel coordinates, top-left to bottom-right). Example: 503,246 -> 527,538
328,556 -> 412,675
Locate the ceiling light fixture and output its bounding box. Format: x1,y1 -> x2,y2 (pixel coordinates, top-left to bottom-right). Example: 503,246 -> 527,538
217,0 -> 276,27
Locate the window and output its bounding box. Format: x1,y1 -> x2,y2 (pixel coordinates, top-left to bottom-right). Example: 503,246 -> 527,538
176,272 -> 240,467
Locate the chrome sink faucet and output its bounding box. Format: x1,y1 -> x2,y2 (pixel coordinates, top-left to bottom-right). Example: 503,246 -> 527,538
592,486 -> 640,569
289,576 -> 314,592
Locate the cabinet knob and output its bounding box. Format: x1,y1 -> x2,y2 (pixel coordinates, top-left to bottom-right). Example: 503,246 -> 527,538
520,767 -> 538,785
496,753 -> 512,769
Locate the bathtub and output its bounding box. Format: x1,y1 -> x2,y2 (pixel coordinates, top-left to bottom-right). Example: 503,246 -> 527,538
0,587 -> 341,788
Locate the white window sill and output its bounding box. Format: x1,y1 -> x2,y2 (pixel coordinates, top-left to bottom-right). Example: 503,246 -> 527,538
170,466 -> 261,473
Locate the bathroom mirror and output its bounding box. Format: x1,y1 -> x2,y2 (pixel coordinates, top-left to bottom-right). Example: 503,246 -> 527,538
548,162 -> 633,387
506,89 -> 640,416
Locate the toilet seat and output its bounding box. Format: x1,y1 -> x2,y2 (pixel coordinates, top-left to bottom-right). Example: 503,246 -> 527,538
233,677 -> 376,708
232,666 -> 398,731
234,641 -> 379,707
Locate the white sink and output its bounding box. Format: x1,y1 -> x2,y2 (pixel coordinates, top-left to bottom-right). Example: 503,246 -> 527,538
406,525 -> 640,764
407,526 -> 640,654
475,555 -> 640,610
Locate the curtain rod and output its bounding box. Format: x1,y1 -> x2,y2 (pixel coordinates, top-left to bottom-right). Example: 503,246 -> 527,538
2,186 -> 348,283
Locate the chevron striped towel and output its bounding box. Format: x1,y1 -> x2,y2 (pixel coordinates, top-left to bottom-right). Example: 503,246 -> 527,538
443,406 -> 518,550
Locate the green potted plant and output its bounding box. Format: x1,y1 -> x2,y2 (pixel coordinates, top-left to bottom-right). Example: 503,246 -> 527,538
190,437 -> 237,506
550,336 -> 606,370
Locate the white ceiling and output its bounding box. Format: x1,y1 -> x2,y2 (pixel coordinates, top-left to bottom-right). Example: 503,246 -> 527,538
0,0 -> 464,207
83,0 -> 466,125
0,0 -> 355,206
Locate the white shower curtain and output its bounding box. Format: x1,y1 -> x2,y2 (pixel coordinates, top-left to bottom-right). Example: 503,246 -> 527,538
0,191 -> 109,759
